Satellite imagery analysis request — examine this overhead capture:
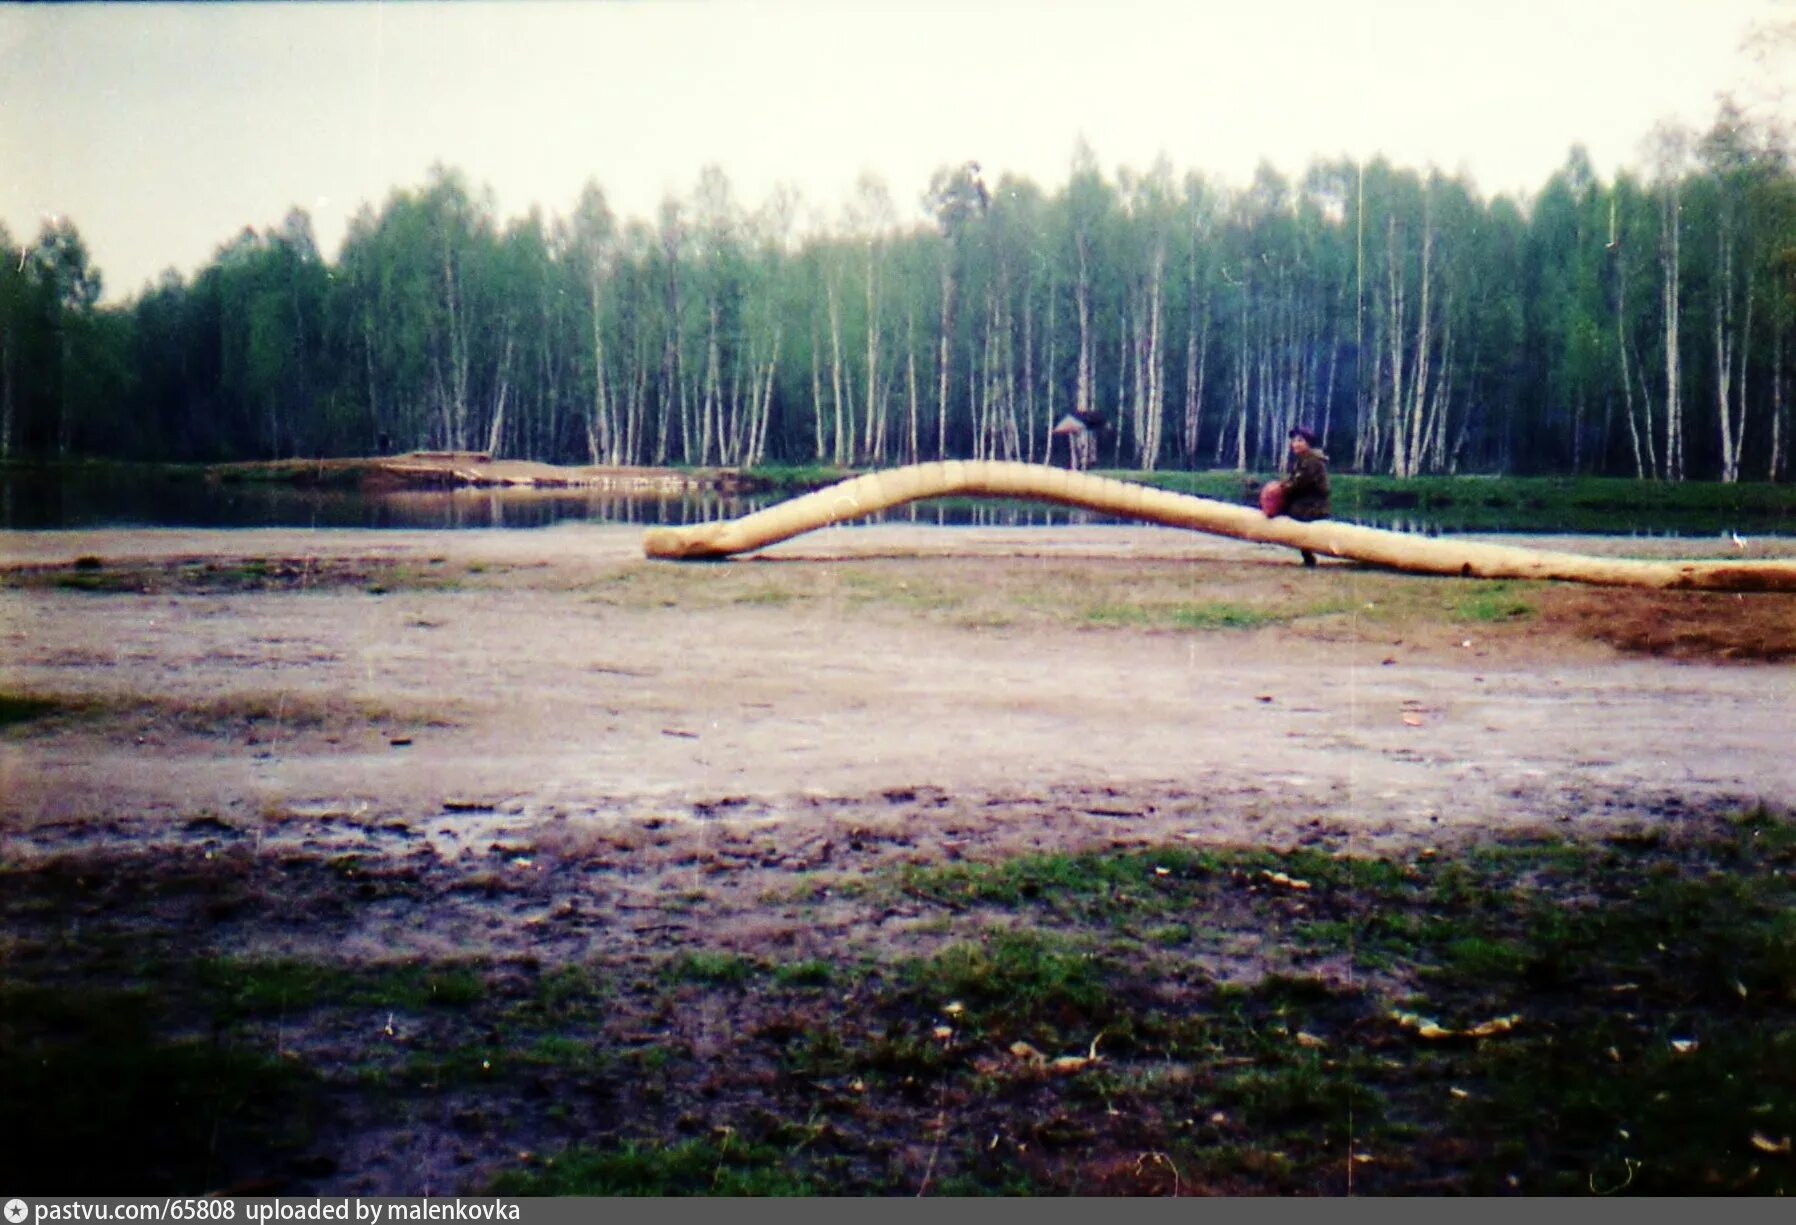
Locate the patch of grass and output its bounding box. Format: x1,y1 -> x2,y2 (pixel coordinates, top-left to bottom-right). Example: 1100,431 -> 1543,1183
907,930 -> 1109,1035
0,693 -> 68,728
54,568 -> 140,593
493,1136 -> 823,1196
197,958 -> 488,1018
1214,1056 -> 1373,1133
1083,596 -> 1360,633
20,793 -> 1796,1195
661,951 -> 759,987
839,571 -> 962,613
896,844 -> 1415,936
521,1035 -> 612,1075
1449,581 -> 1534,623
769,959 -> 836,988
531,963 -> 609,1016
1167,603 -> 1279,630
1085,601 -> 1275,630
899,846 -> 1223,918
875,815 -> 1796,1191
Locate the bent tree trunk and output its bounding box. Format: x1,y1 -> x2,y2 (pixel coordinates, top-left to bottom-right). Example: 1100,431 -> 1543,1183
643,461 -> 1796,592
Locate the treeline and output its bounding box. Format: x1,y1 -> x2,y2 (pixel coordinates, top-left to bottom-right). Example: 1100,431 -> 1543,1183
3,103 -> 1794,480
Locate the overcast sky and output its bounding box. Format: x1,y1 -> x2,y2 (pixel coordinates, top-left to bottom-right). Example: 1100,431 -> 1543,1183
2,0 -> 1788,302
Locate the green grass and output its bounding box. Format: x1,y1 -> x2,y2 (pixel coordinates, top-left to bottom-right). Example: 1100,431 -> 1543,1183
1085,601 -> 1279,630
530,963 -> 609,1015
493,1137 -> 824,1196
911,930 -> 1109,1026
1449,581 -> 1534,623
873,817 -> 1796,1191
196,957 -> 488,1017
10,807 -> 1796,1195
521,1035 -> 612,1075
769,959 -> 837,988
661,951 -> 760,986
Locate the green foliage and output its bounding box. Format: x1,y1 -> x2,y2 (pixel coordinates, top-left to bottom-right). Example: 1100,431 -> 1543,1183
6,99 -> 1795,484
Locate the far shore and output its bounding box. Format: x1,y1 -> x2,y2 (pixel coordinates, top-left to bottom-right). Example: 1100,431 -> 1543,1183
205,450 -> 762,495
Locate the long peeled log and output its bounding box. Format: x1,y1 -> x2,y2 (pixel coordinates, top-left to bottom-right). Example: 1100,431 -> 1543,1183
642,461 -> 1796,591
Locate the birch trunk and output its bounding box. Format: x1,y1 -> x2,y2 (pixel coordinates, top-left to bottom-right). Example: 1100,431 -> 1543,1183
1022,284 -> 1036,463
1043,279 -> 1058,461
1142,240 -> 1166,469
809,318 -> 825,461
862,242 -> 883,463
1385,219 -> 1409,478
906,306 -> 920,465
1317,290 -> 1340,453
1615,248 -> 1646,479
1405,212 -> 1434,476
701,301 -> 722,467
827,273 -> 851,466
485,328 -> 515,458
1183,300 -> 1209,463
1715,230 -> 1737,483
1232,304 -> 1249,471
1075,233 -> 1094,418
937,260 -> 954,460
748,325 -> 781,467
1662,181 -> 1683,481
627,327 -> 649,465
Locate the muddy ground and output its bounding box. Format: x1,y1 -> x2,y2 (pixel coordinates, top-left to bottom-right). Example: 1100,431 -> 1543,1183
2,523 -> 1794,1195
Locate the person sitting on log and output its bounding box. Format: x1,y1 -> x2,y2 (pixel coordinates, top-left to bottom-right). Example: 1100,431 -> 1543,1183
1259,426 -> 1330,566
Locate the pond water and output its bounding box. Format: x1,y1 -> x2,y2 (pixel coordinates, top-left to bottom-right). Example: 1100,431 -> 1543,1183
0,467 -> 1788,539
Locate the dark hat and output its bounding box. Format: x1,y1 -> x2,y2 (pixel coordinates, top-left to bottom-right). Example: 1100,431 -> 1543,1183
1288,426 -> 1319,446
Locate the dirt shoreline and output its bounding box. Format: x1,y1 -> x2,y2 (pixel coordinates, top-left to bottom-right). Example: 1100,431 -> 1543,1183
3,522 -> 1794,1193
5,521 -> 1794,894
6,520 -> 1792,813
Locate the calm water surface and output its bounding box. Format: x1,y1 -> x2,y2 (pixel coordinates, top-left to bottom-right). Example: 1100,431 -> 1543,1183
0,468 -> 1786,539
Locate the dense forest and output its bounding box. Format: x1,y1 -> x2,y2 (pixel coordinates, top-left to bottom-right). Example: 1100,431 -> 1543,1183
3,103 -> 1794,480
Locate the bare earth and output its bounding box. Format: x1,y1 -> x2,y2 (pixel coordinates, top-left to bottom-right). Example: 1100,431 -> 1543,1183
3,522 -> 1794,1192
5,523 -> 1795,904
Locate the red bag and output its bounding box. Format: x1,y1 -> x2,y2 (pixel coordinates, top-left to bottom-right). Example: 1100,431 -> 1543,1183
1259,482 -> 1286,517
